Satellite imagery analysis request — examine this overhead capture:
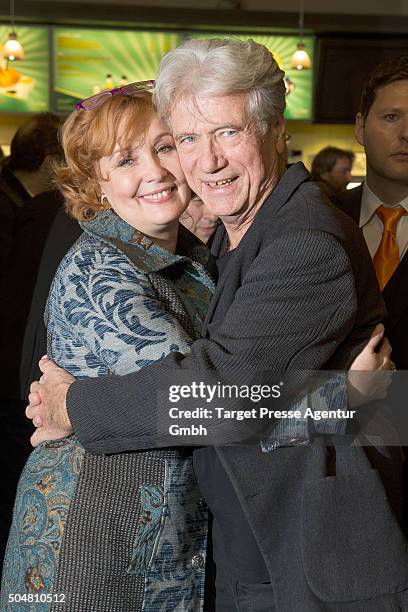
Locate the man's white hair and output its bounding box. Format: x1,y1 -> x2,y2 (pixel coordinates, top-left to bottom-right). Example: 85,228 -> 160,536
153,37 -> 286,135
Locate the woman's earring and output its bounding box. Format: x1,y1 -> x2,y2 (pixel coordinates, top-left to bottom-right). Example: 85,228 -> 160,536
100,194 -> 111,210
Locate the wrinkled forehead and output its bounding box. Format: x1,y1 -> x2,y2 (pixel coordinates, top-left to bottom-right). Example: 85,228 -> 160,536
169,92 -> 251,134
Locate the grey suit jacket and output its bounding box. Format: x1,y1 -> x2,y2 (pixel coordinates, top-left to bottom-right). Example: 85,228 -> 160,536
68,164 -> 408,608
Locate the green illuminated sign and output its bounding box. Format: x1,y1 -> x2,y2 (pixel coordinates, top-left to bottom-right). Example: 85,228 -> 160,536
188,33 -> 314,120
53,28 -> 182,113
0,26 -> 49,113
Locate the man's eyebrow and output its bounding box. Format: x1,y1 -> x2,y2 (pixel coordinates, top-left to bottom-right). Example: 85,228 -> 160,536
378,106 -> 403,113
174,124 -> 242,141
174,131 -> 197,141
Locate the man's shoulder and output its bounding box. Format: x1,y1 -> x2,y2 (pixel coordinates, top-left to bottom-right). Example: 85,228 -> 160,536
261,177 -> 361,243
303,183 -> 361,235
0,165 -> 30,207
246,178 -> 370,281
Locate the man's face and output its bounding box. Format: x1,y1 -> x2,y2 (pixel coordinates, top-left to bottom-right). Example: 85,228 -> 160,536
355,80 -> 408,185
170,93 -> 285,224
181,195 -> 219,243
321,156 -> 352,193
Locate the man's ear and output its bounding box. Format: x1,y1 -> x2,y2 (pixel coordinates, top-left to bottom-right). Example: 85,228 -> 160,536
355,112 -> 365,147
273,118 -> 286,154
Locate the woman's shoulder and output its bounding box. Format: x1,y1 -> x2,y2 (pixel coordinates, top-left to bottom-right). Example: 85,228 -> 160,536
55,232 -> 149,286
46,232 -> 158,332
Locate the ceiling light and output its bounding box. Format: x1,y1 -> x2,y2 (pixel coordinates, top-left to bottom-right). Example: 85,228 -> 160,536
3,0 -> 24,62
291,0 -> 311,71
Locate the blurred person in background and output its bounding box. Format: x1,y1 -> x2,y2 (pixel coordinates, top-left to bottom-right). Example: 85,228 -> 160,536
0,113 -> 61,269
311,145 -> 355,199
181,193 -> 219,243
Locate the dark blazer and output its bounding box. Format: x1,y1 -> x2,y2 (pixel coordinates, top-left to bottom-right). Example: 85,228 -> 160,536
0,165 -> 31,270
334,185 -> 408,370
67,163 -> 408,609
0,190 -> 62,401
0,191 -> 81,400
19,206 -> 82,399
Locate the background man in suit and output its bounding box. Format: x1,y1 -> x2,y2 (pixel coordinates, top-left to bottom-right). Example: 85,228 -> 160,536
333,54 -> 408,370
26,39 -> 404,610
0,113 -> 61,270
333,55 -> 408,529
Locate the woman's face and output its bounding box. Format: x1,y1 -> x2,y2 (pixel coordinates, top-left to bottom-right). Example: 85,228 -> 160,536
98,115 -> 191,236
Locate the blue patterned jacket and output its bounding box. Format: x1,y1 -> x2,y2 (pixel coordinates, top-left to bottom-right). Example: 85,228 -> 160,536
1,210 -> 215,612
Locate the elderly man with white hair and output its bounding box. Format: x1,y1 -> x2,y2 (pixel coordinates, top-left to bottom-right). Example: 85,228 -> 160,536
26,39 -> 407,610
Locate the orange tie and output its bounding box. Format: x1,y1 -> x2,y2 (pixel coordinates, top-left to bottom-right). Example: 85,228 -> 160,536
373,206 -> 407,290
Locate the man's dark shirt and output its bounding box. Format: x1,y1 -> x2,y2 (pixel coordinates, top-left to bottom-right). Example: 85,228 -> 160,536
195,246 -> 270,582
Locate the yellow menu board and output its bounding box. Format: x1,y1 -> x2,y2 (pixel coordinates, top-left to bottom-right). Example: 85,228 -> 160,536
0,26 -> 49,113
53,28 -> 182,113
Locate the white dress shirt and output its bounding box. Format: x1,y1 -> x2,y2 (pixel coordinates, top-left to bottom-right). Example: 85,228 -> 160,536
360,181 -> 408,261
